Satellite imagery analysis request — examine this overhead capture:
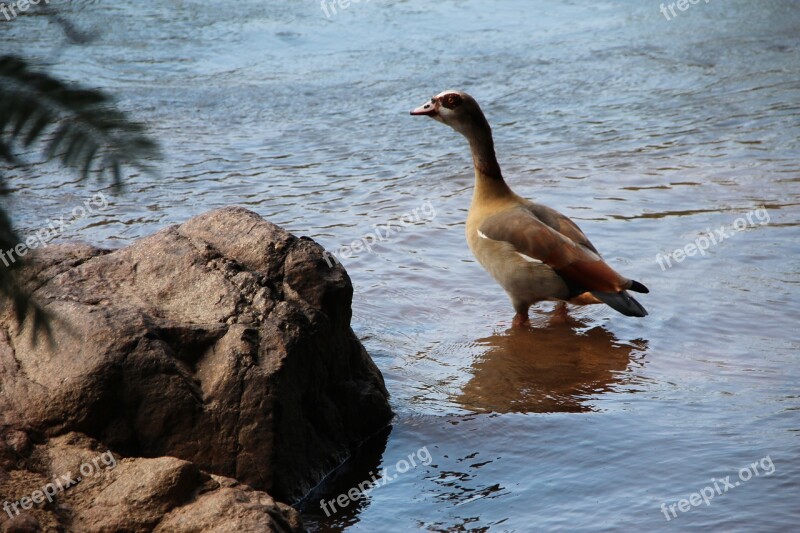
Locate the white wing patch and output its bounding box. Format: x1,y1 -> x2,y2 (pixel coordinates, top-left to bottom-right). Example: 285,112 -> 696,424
516,252 -> 543,264
477,230 -> 542,263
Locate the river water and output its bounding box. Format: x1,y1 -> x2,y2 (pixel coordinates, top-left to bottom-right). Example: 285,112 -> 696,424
3,0 -> 799,531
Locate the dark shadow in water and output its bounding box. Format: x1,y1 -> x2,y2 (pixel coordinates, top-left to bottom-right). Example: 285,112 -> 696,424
297,425 -> 391,533
456,316 -> 648,413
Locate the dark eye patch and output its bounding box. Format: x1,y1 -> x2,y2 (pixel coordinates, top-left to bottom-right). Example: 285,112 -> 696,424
440,93 -> 463,109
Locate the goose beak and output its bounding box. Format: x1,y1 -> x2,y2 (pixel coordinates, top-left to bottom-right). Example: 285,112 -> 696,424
410,99 -> 437,117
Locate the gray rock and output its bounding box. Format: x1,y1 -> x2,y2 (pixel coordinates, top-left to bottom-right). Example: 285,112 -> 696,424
0,207 -> 392,512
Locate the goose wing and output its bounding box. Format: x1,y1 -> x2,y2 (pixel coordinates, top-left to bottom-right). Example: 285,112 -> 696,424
477,205 -> 632,294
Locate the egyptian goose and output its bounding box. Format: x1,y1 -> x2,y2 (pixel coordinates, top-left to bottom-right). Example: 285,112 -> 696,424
410,90 -> 649,327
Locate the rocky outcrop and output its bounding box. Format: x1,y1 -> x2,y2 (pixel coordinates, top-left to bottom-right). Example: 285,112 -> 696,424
0,207 -> 393,530
0,432 -> 303,532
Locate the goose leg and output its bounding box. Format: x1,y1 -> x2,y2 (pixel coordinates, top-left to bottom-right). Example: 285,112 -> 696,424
548,302 -> 570,325
512,312 -> 530,328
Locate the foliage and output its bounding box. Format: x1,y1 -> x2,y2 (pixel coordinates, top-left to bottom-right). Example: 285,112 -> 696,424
0,55 -> 161,338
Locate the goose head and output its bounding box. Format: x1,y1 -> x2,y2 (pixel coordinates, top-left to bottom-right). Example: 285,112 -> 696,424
410,90 -> 490,139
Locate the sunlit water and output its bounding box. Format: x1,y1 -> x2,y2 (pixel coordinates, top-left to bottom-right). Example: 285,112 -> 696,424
3,1 -> 799,531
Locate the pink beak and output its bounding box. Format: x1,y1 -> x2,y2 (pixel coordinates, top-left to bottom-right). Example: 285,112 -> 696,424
410,99 -> 437,117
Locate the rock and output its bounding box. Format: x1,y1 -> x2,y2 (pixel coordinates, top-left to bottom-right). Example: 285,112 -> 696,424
0,432 -> 302,532
0,428 -> 31,473
2,513 -> 40,533
0,462 -> 58,532
0,207 -> 392,507
155,475 -> 303,533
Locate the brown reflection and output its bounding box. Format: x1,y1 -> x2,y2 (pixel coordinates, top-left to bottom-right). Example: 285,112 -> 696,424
456,316 -> 647,413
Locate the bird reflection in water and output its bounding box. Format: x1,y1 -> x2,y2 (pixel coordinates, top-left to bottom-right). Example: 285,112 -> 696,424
456,313 -> 648,413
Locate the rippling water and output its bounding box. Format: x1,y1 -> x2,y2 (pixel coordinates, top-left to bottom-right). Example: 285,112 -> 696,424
3,0 -> 799,531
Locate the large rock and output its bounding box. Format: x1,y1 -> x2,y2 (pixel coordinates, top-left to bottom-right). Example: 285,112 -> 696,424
0,432 -> 303,532
0,207 -> 392,507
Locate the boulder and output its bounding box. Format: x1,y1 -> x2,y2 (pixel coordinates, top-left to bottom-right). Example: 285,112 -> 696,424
0,432 -> 303,532
0,207 -> 392,509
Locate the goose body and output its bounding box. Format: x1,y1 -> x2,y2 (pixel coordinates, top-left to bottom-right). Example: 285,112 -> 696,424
411,90 -> 649,326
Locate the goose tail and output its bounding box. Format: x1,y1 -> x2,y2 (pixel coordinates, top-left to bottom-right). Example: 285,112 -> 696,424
592,290 -> 648,317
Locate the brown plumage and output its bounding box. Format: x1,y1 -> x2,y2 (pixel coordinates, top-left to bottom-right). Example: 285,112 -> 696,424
410,90 -> 649,326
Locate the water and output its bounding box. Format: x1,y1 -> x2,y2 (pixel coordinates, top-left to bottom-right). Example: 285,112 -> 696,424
3,0 -> 799,530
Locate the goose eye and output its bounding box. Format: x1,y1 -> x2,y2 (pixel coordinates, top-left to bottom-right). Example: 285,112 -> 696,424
441,94 -> 462,109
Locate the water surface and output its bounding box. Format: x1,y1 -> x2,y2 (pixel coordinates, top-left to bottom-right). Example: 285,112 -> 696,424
3,1 -> 799,531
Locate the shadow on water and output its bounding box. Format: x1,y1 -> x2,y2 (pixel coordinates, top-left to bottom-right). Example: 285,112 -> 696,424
298,426 -> 392,532
456,316 -> 649,414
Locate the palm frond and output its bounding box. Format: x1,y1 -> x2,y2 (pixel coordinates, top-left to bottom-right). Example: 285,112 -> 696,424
0,55 -> 161,188
0,55 -> 162,339
0,204 -> 52,344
